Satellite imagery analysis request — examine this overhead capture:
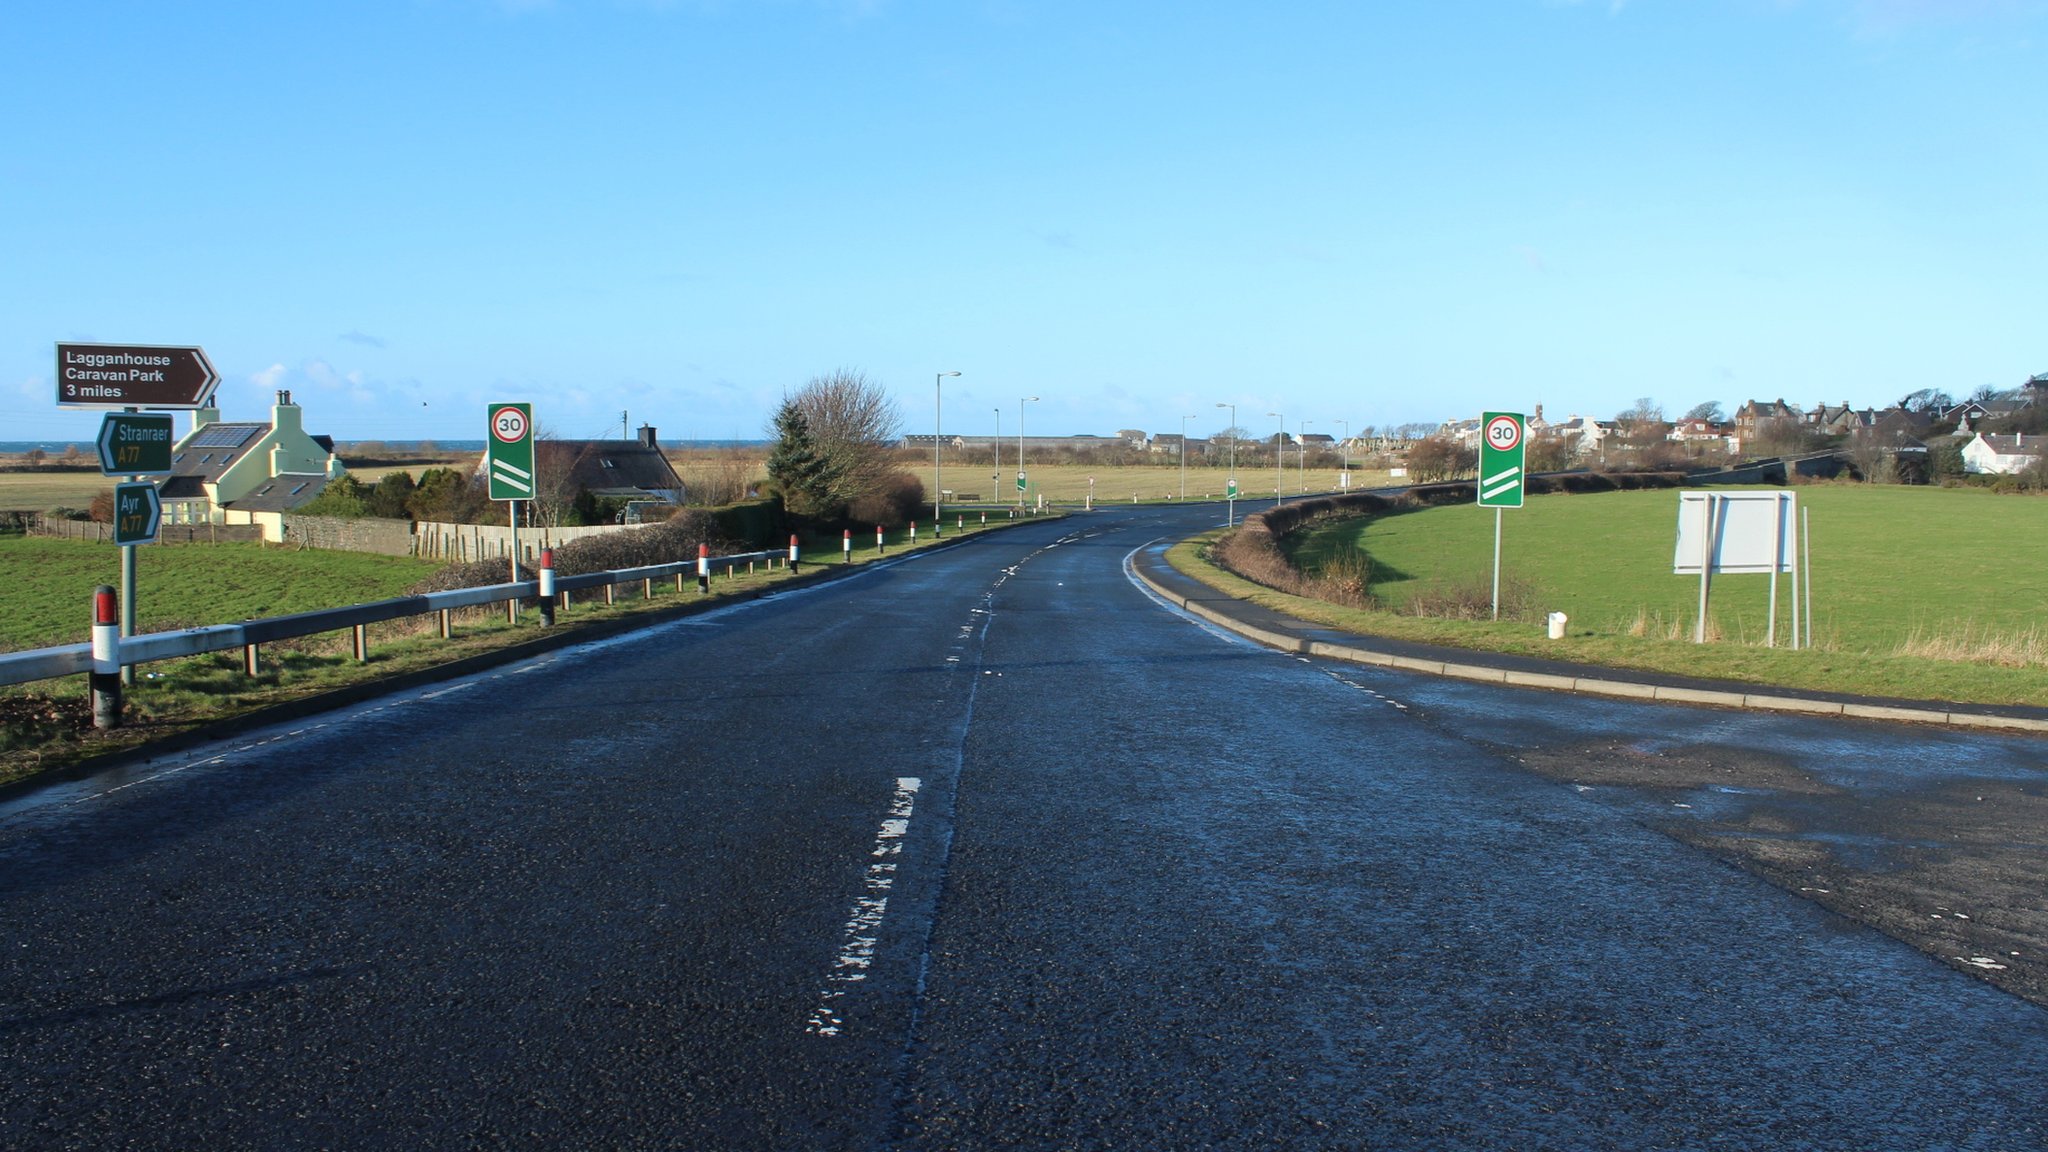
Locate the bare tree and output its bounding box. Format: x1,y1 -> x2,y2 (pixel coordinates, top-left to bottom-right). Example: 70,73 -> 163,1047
1682,401 -> 1725,424
783,369 -> 903,517
1405,435 -> 1476,483
529,435 -> 594,528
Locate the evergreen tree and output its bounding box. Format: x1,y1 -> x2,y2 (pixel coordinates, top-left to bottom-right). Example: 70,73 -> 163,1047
766,400 -> 838,518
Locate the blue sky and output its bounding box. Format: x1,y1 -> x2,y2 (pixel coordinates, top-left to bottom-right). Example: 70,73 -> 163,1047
4,0 -> 2043,445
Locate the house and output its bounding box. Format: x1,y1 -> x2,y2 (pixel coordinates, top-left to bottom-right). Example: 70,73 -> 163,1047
1666,419 -> 1732,449
1804,402 -> 1860,436
158,390 -> 345,537
1549,414 -> 1613,459
1298,433 -> 1336,449
1962,432 -> 2046,475
536,426 -> 686,506
1733,399 -> 1799,438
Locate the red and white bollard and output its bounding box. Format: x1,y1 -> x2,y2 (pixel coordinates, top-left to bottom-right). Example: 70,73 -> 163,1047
957,515 -> 964,531
91,584 -> 121,730
876,525 -> 885,554
697,542 -> 711,593
843,528 -> 852,563
909,521 -> 917,544
538,548 -> 556,626
788,533 -> 801,572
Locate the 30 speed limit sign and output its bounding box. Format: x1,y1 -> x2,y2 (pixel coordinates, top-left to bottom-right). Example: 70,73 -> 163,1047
1478,411 -> 1526,508
1484,414 -> 1522,453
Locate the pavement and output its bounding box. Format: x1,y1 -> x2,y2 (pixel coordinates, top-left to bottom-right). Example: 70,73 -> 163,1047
1127,534 -> 2048,736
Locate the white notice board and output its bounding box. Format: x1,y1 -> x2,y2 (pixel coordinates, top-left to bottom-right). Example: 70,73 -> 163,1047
1673,491 -> 1796,575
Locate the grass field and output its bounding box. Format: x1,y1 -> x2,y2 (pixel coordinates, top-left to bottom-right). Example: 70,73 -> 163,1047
910,460 -> 1392,505
0,536 -> 443,652
1247,483 -> 2048,704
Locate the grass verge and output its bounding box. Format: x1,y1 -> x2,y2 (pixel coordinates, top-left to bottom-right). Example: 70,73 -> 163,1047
0,515 -> 1056,787
1166,530 -> 2048,708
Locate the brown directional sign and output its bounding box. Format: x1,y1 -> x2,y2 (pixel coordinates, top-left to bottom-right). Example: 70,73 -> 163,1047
55,343 -> 219,409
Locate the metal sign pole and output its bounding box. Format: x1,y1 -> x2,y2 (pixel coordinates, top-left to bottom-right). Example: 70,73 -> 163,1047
120,405 -> 138,685
1490,506 -> 1507,623
1767,496 -> 1782,648
1695,495 -> 1714,644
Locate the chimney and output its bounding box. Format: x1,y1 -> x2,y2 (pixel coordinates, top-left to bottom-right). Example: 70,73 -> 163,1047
271,389 -> 303,439
638,424 -> 657,449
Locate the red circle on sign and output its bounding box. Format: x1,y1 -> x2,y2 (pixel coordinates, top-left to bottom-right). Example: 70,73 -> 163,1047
491,406 -> 528,444
1485,415 -> 1521,452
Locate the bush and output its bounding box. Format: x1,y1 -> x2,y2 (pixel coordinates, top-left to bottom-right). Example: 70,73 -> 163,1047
849,472 -> 927,527
405,511 -> 731,599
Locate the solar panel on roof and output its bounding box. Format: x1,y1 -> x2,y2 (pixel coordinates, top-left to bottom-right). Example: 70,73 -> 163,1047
191,425 -> 259,449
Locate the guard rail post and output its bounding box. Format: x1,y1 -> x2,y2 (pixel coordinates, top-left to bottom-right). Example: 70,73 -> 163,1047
90,585 -> 121,730
539,549 -> 557,627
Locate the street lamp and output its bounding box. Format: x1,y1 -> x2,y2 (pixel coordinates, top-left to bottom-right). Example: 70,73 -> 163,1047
935,371 -> 959,534
1268,411 -> 1284,505
1336,419 -> 1349,490
1299,419 -> 1311,494
992,408 -> 1001,487
1180,414 -> 1196,500
1018,396 -> 1039,509
1215,402 -> 1236,526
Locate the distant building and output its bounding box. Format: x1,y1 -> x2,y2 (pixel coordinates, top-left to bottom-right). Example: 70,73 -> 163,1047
158,390 -> 345,535
1962,432 -> 2045,475
536,426 -> 686,506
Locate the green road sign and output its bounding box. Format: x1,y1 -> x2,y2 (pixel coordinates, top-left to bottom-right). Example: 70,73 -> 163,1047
112,482 -> 161,545
1478,411 -> 1526,509
487,402 -> 535,500
1226,477 -> 1239,499
1016,471 -> 1027,492
97,412 -> 175,476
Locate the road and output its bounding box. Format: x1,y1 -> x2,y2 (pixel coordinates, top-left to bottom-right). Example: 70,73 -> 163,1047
1,503 -> 2045,1149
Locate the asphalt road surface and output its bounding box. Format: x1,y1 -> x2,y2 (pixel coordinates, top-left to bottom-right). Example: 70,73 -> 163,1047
2,504 -> 2045,1150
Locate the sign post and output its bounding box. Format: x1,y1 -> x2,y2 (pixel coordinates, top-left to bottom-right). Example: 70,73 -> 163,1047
488,403 -> 534,591
60,341 -> 217,682
1477,412 -> 1526,621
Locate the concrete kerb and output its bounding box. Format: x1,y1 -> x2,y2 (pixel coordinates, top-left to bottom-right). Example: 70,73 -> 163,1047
1131,548 -> 2048,737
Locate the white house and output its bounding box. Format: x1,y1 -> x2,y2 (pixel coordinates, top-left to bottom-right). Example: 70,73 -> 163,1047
159,390 -> 346,536
1961,432 -> 2046,475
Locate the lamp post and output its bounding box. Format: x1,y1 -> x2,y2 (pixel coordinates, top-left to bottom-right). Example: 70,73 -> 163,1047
1336,419 -> 1349,490
1298,419 -> 1311,494
1018,396 -> 1039,509
1180,414 -> 1196,500
1268,411 -> 1284,505
1215,402 -> 1237,526
992,407 -> 1001,488
935,371 -> 959,534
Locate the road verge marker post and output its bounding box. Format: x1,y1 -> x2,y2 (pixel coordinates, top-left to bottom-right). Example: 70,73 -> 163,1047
539,549 -> 556,626
90,585 -> 121,729
697,543 -> 711,594
843,529 -> 851,563
789,534 -> 801,573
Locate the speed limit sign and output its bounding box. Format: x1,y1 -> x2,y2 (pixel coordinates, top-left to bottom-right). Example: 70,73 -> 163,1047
491,405 -> 530,444
1484,414 -> 1522,452
1478,411 -> 1525,509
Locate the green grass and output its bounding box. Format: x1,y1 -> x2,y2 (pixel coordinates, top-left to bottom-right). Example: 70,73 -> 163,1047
0,537 -> 444,652
1196,483 -> 2048,706
0,516 -> 1052,783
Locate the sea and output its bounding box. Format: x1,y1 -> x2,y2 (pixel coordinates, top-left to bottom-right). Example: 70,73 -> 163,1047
0,440 -> 769,454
